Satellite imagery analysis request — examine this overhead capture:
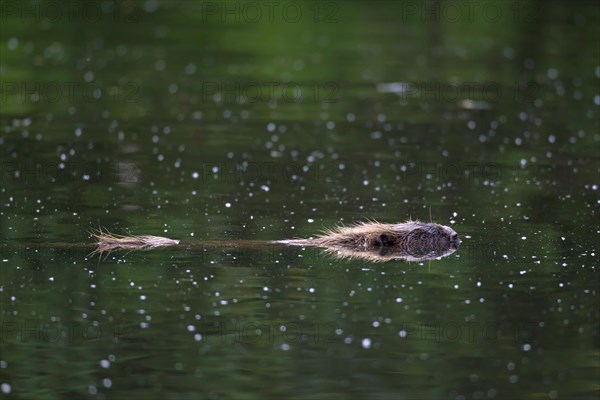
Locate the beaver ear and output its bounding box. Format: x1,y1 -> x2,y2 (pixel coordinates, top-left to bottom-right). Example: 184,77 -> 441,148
379,234 -> 393,247
416,229 -> 428,239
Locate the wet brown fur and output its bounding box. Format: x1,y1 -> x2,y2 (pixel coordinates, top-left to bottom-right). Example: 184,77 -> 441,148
91,221 -> 460,262
277,220 -> 460,261
91,228 -> 179,256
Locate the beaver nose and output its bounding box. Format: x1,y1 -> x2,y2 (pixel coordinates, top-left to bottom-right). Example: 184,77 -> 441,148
451,234 -> 461,246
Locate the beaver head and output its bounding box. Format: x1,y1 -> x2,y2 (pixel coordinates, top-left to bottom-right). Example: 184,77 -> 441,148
406,223 -> 459,258
307,220 -> 461,262
376,222 -> 460,259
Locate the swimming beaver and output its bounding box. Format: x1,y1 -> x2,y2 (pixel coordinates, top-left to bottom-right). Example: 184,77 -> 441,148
93,220 -> 460,262
277,221 -> 460,262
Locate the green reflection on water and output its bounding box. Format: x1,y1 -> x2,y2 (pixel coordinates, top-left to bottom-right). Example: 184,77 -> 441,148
1,1 -> 599,399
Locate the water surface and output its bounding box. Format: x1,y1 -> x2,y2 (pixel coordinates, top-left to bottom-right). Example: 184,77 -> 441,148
1,1 -> 599,399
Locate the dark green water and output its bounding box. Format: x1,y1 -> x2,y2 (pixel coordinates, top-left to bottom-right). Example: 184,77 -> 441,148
1,1 -> 599,399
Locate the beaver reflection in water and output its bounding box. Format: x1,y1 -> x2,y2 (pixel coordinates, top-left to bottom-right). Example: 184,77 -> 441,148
280,221 -> 461,262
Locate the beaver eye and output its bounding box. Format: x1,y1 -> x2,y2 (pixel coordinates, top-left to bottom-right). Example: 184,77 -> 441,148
379,234 -> 392,247
420,233 -> 427,239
